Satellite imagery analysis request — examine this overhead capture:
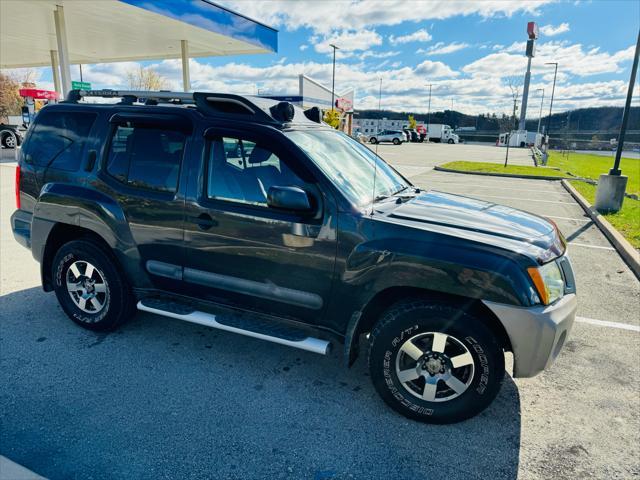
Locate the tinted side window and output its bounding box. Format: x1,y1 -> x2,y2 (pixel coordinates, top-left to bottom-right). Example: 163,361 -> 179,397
106,124 -> 185,193
207,137 -> 302,205
25,110 -> 96,171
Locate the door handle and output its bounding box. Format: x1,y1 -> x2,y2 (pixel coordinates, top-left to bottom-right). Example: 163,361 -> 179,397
85,150 -> 97,172
193,213 -> 217,230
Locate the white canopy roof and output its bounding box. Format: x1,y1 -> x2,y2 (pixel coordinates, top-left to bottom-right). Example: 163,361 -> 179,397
0,0 -> 278,68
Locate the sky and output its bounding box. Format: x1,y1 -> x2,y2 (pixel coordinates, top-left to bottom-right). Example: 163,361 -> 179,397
5,0 -> 640,117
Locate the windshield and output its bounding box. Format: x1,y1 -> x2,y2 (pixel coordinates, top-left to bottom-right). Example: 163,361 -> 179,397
287,129 -> 410,207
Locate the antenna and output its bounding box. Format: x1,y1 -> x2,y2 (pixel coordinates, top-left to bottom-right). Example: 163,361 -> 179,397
371,77 -> 382,216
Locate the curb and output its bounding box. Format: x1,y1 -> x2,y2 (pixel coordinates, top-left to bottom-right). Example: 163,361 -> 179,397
561,179 -> 640,279
433,165 -> 569,181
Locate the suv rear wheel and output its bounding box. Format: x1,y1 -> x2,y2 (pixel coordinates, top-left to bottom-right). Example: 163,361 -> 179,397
369,137 -> 378,144
52,239 -> 135,331
368,300 -> 504,423
392,138 -> 401,145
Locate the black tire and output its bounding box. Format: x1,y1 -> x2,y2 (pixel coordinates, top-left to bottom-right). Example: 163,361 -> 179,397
52,239 -> 135,331
370,137 -> 377,144
1,131 -> 17,149
393,138 -> 400,145
447,138 -> 454,144
368,300 -> 504,424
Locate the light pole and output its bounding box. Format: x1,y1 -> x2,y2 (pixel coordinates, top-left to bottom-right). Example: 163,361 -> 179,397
595,29 -> 640,212
536,88 -> 545,135
425,83 -> 432,137
329,44 -> 339,111
545,62 -> 558,141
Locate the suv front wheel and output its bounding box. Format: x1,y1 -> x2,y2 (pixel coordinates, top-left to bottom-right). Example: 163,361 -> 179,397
368,300 -> 504,423
52,239 -> 135,331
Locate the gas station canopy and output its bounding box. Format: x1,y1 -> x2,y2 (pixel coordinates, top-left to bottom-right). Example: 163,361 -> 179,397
0,0 -> 277,95
1,0 -> 277,67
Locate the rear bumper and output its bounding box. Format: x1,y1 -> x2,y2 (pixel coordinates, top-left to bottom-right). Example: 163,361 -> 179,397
483,293 -> 577,378
10,209 -> 32,250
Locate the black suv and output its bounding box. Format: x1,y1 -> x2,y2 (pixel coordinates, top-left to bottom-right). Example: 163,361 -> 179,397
11,90 -> 577,423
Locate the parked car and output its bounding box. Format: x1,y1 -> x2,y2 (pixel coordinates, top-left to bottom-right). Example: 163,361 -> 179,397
12,90 -> 577,424
0,123 -> 24,148
369,130 -> 404,145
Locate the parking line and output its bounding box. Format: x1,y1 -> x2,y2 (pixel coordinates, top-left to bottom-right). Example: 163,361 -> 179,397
455,194 -> 574,205
568,242 -> 615,251
425,182 -> 571,195
544,215 -> 592,222
576,316 -> 640,332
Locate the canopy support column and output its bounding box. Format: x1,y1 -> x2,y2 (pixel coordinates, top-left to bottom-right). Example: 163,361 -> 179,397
50,50 -> 62,97
53,5 -> 71,97
181,40 -> 191,92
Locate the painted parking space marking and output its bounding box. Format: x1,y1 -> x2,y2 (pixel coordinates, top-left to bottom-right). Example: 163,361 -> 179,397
449,194 -> 574,205
545,215 -> 591,223
576,316 -> 640,332
568,242 -> 615,251
424,182 -> 571,195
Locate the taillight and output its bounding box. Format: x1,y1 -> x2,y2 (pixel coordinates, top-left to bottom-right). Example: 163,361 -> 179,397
15,165 -> 21,210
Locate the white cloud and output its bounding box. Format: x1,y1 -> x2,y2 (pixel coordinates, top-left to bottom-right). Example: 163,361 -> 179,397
418,42 -> 469,55
540,22 -> 570,37
299,44 -> 308,51
414,60 -> 459,78
389,28 -> 432,45
218,0 -> 554,34
312,29 -> 383,57
463,42 -> 636,78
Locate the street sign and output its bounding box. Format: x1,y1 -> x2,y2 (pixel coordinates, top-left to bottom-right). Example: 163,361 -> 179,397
71,81 -> 91,90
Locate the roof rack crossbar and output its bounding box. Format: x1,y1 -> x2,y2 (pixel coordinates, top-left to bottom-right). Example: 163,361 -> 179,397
65,89 -> 196,104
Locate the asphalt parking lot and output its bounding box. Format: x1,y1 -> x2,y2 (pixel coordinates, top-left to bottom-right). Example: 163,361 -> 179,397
1,143 -> 639,479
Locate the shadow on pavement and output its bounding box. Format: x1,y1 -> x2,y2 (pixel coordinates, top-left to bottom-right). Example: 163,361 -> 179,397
1,286 -> 521,479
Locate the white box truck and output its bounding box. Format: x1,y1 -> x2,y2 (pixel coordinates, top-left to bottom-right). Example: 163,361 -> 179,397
427,124 -> 459,144
497,130 -> 543,148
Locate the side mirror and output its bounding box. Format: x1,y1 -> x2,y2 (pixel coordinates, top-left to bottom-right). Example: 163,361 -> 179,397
267,186 -> 313,213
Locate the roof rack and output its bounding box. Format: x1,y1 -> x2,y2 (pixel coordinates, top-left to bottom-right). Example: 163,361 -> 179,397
63,89 -> 323,126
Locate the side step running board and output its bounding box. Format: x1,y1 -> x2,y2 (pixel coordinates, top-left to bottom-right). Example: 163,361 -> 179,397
137,299 -> 332,355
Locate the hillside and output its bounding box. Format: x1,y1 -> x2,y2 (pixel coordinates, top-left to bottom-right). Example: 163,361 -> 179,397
355,106 -> 640,133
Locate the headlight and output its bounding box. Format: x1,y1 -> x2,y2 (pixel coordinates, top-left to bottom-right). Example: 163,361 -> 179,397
527,261 -> 565,305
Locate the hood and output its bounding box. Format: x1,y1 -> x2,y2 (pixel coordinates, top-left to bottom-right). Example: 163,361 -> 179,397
380,190 -> 564,257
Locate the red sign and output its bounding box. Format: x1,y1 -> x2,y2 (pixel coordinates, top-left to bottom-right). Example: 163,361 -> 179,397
19,88 -> 59,100
527,22 -> 539,40
335,97 -> 353,112
416,125 -> 427,134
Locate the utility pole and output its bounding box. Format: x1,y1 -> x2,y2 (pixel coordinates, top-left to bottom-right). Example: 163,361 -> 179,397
426,83 -> 432,135
545,62 -> 558,140
536,88 -> 545,135
595,29 -> 639,212
329,44 -> 339,111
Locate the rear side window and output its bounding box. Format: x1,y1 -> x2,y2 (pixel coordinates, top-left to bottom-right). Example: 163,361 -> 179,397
24,110 -> 96,171
105,124 -> 185,193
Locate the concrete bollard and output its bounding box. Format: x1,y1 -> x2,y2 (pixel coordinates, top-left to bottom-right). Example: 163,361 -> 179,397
595,174 -> 628,213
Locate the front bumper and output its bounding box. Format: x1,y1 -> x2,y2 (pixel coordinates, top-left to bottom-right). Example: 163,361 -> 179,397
483,293 -> 577,378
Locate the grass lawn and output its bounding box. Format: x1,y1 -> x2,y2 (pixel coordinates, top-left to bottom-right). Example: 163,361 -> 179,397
571,181 -> 640,249
439,161 -> 572,178
547,152 -> 639,196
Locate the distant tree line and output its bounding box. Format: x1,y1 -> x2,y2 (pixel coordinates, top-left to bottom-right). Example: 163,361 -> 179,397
356,106 -> 640,133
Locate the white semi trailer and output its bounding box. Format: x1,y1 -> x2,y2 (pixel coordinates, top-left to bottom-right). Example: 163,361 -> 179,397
427,124 -> 459,144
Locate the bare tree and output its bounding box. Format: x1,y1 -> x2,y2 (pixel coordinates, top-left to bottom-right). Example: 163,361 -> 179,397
127,66 -> 167,91
505,76 -> 522,131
